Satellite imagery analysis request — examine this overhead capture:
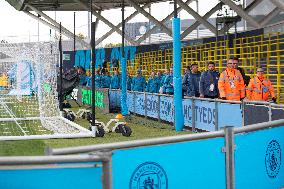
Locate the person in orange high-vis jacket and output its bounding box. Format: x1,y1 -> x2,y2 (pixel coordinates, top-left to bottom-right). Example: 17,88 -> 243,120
218,57 -> 245,101
246,67 -> 276,102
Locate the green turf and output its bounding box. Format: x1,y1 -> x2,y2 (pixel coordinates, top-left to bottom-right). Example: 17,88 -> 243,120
0,103 -> 193,156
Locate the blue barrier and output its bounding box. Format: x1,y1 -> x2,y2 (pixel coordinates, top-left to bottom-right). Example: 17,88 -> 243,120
160,95 -> 174,122
108,90 -> 283,131
194,100 -> 216,131
112,137 -> 226,189
218,102 -> 242,129
112,90 -> 243,131
0,164 -> 103,189
127,92 -> 134,112
235,125 -> 284,188
146,94 -> 159,118
135,93 -> 145,116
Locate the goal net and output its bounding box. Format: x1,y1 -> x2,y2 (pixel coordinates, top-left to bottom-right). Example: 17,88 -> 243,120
0,42 -> 93,140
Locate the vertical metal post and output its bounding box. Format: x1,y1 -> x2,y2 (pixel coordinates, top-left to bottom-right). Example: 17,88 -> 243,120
196,0 -> 199,39
90,0 -> 96,128
242,100 -> 245,126
268,103 -> 272,122
192,98 -> 195,132
102,153 -> 112,189
74,12 -> 76,63
173,0 -> 184,131
134,92 -> 136,115
224,126 -> 235,189
158,94 -> 161,122
145,93 -> 148,118
59,22 -> 63,112
215,100 -> 219,131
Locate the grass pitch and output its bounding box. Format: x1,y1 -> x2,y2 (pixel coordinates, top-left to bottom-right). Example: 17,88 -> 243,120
0,103 -> 192,156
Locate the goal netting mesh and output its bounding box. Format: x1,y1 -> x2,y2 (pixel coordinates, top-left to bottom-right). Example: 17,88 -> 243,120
0,42 -> 92,140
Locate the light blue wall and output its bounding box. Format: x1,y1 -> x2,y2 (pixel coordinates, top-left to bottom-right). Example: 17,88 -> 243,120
235,125 -> 284,189
113,137 -> 226,189
0,164 -> 102,189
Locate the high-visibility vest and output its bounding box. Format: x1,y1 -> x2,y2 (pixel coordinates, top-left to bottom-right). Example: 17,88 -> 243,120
0,75 -> 8,87
246,76 -> 275,101
218,68 -> 245,101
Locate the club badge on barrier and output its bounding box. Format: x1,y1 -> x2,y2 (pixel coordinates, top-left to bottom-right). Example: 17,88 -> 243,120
130,162 -> 168,189
265,140 -> 281,178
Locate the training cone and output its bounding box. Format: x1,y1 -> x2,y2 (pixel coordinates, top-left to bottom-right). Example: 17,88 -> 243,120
115,114 -> 124,119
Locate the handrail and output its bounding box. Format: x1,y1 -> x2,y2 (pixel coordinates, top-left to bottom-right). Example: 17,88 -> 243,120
51,130 -> 225,155
0,154 -> 109,165
50,119 -> 284,155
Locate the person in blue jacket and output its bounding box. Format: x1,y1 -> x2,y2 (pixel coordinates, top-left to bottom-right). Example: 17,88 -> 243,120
131,69 -> 146,92
146,71 -> 159,93
95,69 -> 102,88
110,70 -> 121,89
185,63 -> 201,97
159,69 -> 169,94
78,67 -> 87,86
127,74 -> 132,91
163,67 -> 174,95
156,71 -> 163,88
101,70 -> 111,88
199,62 -> 219,98
182,66 -> 191,96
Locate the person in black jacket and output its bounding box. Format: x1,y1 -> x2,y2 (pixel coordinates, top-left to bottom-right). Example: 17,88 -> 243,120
232,57 -> 250,86
199,62 -> 219,99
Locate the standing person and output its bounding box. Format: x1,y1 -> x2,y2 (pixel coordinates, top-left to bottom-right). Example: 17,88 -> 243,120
232,57 -> 250,86
110,70 -> 121,89
159,69 -> 169,94
127,74 -> 132,91
131,69 -> 146,92
218,57 -> 245,101
95,69 -> 102,88
163,67 -> 174,95
185,63 -> 201,97
101,70 -> 111,88
182,66 -> 191,96
199,62 -> 219,99
246,67 -> 276,102
156,71 -> 163,89
146,71 -> 159,93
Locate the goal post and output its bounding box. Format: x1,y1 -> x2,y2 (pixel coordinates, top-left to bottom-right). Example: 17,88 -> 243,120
0,42 -> 93,140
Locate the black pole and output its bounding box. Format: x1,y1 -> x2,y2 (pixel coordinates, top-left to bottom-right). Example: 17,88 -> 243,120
122,0 -> 125,57
90,0 -> 96,126
59,22 -> 63,111
74,12 -> 76,63
174,0 -> 177,18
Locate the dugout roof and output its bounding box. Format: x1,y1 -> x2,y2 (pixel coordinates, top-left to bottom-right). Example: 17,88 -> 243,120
5,0 -> 165,11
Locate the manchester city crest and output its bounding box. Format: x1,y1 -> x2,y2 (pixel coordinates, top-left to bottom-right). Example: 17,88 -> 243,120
129,162 -> 168,189
265,140 -> 281,178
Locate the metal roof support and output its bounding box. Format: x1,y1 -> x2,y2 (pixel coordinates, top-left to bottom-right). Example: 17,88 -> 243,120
270,0 -> 284,11
259,7 -> 281,27
24,11 -> 90,48
74,0 -> 138,46
181,2 -> 222,40
96,2 -> 151,45
219,0 -> 264,34
25,4 -> 89,48
176,0 -> 217,34
136,0 -> 194,44
125,0 -> 172,36
220,0 -> 261,28
95,11 -> 101,32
